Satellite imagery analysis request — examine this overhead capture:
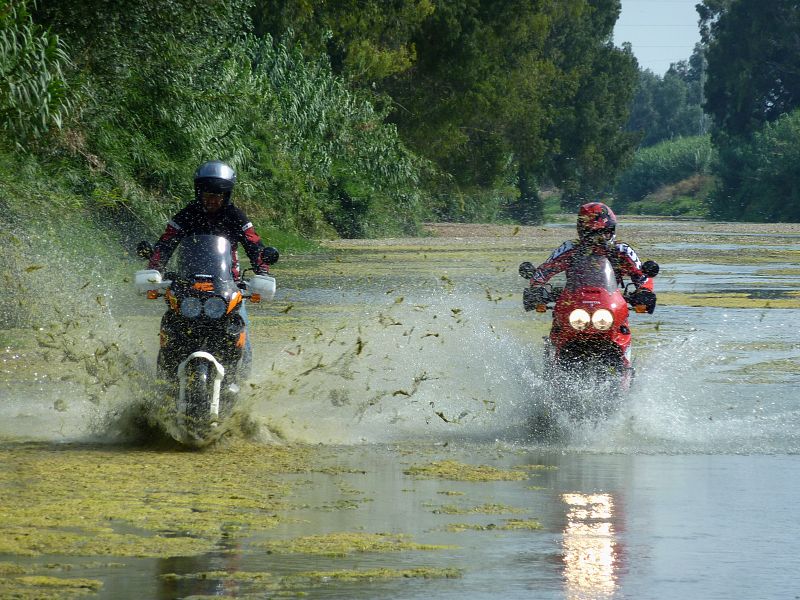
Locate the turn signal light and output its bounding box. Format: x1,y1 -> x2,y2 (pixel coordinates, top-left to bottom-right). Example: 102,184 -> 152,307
250,293 -> 261,303
146,290 -> 159,300
236,331 -> 247,348
535,303 -> 547,313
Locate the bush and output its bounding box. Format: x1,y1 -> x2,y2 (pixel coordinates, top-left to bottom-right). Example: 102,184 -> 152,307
709,109 -> 800,222
614,135 -> 715,210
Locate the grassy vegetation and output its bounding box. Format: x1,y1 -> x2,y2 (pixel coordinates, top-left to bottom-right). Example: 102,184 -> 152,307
614,136 -> 715,213
624,174 -> 713,217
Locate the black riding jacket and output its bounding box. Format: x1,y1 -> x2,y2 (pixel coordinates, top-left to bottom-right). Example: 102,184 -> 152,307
148,201 -> 268,278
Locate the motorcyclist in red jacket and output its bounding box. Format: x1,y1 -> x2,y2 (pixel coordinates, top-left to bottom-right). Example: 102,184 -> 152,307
521,202 -> 657,313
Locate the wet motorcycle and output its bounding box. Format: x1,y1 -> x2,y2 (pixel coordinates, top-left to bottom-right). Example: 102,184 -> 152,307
519,254 -> 659,422
135,235 -> 278,445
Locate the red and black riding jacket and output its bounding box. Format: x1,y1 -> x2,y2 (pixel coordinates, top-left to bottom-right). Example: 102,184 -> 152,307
148,201 -> 269,279
530,240 -> 654,291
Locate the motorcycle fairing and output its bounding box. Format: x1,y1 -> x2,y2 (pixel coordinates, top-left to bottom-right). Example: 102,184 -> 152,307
549,254 -> 633,370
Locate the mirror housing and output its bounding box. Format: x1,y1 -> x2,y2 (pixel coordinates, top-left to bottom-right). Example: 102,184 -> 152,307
518,261 -> 536,279
641,260 -> 660,278
137,241 -> 154,260
261,246 -> 280,265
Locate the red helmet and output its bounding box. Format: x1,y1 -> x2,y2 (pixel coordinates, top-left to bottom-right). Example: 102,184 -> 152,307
577,202 -> 617,242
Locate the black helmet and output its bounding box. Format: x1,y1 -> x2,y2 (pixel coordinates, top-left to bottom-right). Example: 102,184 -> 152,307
194,160 -> 236,204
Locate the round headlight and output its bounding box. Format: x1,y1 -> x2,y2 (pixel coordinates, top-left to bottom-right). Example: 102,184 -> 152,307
591,309 -> 614,331
204,297 -> 227,319
568,309 -> 591,331
180,297 -> 202,318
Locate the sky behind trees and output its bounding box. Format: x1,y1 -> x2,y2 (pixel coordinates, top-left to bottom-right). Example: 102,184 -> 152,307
615,0 -> 701,74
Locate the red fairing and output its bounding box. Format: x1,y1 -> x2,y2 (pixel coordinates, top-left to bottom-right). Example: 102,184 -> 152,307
551,285 -> 632,370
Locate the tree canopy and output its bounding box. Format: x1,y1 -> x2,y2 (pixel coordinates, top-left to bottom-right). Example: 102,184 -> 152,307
700,0 -> 800,139
698,0 -> 800,221
4,0 -> 642,235
626,44 -> 709,147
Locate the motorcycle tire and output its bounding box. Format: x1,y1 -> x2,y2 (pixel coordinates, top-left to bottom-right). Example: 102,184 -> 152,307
184,360 -> 212,424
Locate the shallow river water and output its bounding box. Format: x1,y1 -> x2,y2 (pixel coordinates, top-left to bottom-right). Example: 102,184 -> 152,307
1,219 -> 799,599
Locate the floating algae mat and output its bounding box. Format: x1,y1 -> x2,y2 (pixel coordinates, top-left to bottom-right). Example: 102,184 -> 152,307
0,441 -> 494,598
255,531 -> 454,557
403,459 -> 533,481
0,440 -> 316,558
445,519 -> 543,532
657,290 -> 800,309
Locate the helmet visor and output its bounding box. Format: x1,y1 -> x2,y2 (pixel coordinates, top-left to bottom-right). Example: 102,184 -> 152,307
196,177 -> 234,194
583,228 -> 615,245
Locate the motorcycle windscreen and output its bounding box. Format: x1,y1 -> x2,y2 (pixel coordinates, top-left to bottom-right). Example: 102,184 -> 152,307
171,235 -> 234,286
564,254 -> 617,292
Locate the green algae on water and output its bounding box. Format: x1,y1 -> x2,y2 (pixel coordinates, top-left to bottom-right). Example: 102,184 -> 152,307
403,459 -> 528,481
0,575 -> 102,599
657,290 -> 800,309
290,567 -> 462,581
445,518 -> 543,532
256,532 -> 454,557
431,503 -> 527,515
0,441 -> 321,559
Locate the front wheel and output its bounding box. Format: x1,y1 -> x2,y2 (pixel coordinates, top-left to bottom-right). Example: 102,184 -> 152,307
183,360 -> 215,439
547,344 -> 626,421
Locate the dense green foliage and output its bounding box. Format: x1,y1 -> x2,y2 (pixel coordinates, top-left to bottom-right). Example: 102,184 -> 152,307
381,0 -> 639,217
0,1 -> 71,141
255,0 -> 640,222
614,135 -> 715,210
626,45 -> 709,148
700,0 -> 800,139
710,110 -> 800,221
2,0 -> 645,246
698,0 -> 800,221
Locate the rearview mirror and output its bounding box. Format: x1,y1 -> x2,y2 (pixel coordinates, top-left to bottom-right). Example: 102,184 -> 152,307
137,241 -> 154,260
518,261 -> 536,279
261,246 -> 280,265
641,260 -> 660,278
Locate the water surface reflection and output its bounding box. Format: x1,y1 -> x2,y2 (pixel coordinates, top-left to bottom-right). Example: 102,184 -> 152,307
561,492 -> 621,600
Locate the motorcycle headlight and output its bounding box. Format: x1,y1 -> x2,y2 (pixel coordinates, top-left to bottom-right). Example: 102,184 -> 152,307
204,297 -> 227,319
591,309 -> 614,331
568,309 -> 591,331
180,297 -> 202,318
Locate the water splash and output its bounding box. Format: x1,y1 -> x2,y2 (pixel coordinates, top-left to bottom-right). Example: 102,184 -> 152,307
245,293 -> 539,444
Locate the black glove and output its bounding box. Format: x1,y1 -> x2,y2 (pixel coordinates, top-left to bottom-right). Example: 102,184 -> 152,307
523,286 -> 548,311
629,288 -> 657,314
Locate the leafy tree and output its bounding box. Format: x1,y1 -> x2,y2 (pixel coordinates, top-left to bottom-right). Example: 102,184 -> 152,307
626,44 -> 709,148
250,0 -> 434,84
710,110 -> 800,221
698,0 -> 800,221
29,0 -> 427,237
699,0 -> 800,138
382,0 -> 638,217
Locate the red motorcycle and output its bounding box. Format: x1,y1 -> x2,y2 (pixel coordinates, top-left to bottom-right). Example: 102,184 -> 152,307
519,254 -> 659,423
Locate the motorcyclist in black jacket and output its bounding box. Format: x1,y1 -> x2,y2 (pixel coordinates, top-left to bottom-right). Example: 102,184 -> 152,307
147,160 -> 277,377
